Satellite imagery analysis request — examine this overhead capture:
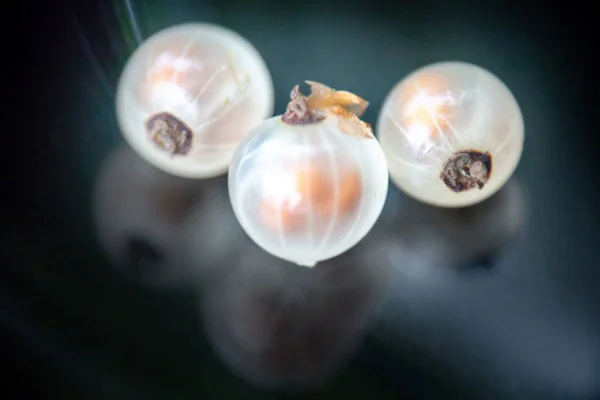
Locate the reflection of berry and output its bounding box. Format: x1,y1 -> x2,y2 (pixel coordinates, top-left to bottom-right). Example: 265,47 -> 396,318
123,237 -> 163,274
201,223 -> 393,391
93,146 -> 223,289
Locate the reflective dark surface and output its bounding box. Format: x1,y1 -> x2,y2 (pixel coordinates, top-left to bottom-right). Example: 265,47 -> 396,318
5,0 -> 599,398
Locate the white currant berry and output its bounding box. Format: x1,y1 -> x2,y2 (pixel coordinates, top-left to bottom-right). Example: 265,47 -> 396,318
377,61 -> 524,208
116,23 -> 274,179
228,82 -> 389,267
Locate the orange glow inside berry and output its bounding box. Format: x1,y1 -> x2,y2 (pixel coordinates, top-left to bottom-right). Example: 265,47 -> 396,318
259,165 -> 362,234
399,72 -> 454,137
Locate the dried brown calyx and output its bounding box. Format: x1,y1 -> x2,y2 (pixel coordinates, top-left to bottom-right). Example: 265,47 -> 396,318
281,81 -> 374,139
440,150 -> 492,192
145,112 -> 193,156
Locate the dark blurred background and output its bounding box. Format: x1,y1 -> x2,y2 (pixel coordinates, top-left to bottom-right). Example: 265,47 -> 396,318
3,0 -> 599,399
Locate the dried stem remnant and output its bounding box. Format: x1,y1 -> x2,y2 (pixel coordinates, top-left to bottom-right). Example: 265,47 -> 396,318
281,85 -> 325,125
281,81 -> 374,139
146,112 -> 193,156
440,150 -> 492,192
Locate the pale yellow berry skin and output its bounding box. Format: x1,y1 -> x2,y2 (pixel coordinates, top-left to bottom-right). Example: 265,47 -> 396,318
228,116 -> 389,267
377,62 -> 524,208
116,23 -> 274,179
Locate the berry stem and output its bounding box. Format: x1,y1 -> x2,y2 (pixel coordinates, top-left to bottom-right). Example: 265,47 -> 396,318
280,82 -> 374,139
281,85 -> 325,125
